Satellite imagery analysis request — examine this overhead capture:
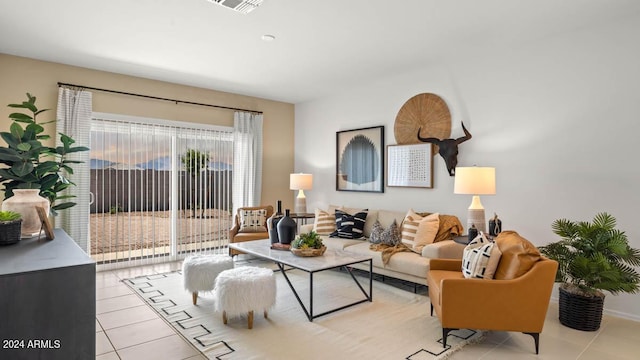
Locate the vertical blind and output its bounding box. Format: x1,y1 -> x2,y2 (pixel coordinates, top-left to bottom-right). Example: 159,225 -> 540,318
90,113 -> 233,269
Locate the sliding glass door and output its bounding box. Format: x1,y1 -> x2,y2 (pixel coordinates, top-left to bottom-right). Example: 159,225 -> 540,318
89,113 -> 233,268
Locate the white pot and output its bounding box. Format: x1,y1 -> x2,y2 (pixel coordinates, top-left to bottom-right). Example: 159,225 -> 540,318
1,189 -> 50,237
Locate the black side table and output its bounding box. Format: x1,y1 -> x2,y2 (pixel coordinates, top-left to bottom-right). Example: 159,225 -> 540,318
289,212 -> 315,225
453,235 -> 471,245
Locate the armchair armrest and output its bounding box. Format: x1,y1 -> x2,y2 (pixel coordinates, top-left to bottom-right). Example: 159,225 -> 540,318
422,240 -> 465,259
229,224 -> 240,242
429,259 -> 463,271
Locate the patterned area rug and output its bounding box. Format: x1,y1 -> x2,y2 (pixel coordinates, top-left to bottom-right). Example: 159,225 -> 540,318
123,262 -> 482,359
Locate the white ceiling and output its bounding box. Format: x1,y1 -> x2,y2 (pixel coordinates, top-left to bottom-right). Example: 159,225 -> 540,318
1,0 -> 639,104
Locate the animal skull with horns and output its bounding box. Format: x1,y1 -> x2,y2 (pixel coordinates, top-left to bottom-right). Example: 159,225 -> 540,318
417,122 -> 472,176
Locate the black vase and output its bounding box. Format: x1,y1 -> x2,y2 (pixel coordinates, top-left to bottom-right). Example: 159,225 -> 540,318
468,224 -> 478,242
277,209 -> 297,245
268,200 -> 283,244
489,216 -> 502,236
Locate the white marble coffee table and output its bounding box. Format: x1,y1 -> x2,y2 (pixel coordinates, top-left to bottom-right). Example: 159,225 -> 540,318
228,239 -> 373,321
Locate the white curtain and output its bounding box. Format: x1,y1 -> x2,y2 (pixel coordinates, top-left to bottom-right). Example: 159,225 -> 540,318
232,111 -> 263,213
56,88 -> 92,252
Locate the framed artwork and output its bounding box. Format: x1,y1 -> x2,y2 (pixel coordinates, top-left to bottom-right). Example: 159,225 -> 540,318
387,143 -> 433,188
336,126 -> 384,192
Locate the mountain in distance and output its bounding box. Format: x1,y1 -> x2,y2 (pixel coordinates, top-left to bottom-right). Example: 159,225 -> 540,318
137,156 -> 172,170
90,158 -> 115,169
91,157 -> 232,171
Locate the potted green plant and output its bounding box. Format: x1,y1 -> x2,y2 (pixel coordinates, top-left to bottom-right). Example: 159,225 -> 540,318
290,231 -> 326,257
539,212 -> 640,331
0,210 -> 22,245
0,93 -> 89,214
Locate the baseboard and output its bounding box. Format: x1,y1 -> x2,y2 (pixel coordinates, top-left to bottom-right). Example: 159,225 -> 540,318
549,296 -> 640,322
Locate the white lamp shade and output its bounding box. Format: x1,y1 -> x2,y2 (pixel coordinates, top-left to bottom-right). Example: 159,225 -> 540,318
290,173 -> 313,190
454,167 -> 496,195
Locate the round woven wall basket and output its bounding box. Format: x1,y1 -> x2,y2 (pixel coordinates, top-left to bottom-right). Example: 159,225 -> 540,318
394,93 -> 451,147
558,286 -> 604,331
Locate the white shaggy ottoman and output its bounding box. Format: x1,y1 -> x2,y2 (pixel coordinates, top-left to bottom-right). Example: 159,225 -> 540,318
182,254 -> 234,305
213,267 -> 276,329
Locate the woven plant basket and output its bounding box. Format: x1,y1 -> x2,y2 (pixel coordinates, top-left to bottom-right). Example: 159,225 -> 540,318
290,246 -> 326,257
559,285 -> 604,331
0,219 -> 23,245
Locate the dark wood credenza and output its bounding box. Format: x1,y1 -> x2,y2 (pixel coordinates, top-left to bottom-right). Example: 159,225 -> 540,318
0,229 -> 96,360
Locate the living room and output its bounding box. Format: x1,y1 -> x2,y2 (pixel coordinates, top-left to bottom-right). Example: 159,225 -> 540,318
1,1 -> 640,359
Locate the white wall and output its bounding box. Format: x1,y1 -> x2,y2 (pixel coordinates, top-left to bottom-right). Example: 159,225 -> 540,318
294,14 -> 640,319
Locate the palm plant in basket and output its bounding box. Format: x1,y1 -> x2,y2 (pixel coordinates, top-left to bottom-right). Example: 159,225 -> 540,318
539,212 -> 640,331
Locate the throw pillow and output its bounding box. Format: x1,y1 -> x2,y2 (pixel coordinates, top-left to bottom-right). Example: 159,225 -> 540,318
369,219 -> 401,245
238,209 -> 267,233
400,210 -> 439,252
313,208 -> 336,235
413,213 -> 440,253
461,233 -> 502,279
493,231 -> 541,280
330,209 -> 368,239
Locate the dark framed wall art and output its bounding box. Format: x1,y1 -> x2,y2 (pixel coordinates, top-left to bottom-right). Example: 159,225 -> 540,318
387,143 -> 433,188
336,126 -> 385,192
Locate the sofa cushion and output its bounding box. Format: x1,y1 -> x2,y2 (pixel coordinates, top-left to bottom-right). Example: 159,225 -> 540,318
320,236 -> 364,251
493,231 -> 541,280
238,209 -> 268,233
233,232 -> 269,242
384,249 -> 431,279
342,241 -> 385,268
400,210 -> 439,252
369,219 -> 401,246
461,233 -> 502,279
330,209 -> 368,239
376,210 -> 406,229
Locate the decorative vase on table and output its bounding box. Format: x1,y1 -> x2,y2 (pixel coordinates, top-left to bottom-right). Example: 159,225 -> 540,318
267,200 -> 284,244
277,209 -> 297,245
489,213 -> 502,236
1,189 -> 50,237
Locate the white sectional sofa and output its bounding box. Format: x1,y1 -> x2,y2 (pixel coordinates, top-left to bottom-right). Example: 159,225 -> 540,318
300,208 -> 466,286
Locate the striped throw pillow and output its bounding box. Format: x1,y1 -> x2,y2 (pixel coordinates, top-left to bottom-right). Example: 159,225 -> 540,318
400,210 -> 439,251
313,209 -> 336,235
330,209 -> 368,239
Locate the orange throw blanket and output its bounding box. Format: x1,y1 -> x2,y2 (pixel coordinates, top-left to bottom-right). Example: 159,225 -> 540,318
369,242 -> 413,265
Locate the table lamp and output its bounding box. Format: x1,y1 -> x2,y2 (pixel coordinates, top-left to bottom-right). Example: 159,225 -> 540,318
453,167 -> 496,233
290,173 -> 313,214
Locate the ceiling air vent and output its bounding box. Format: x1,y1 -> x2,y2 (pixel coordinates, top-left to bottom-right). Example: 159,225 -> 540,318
206,0 -> 264,14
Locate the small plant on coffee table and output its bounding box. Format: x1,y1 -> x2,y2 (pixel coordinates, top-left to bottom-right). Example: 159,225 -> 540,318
291,231 -> 324,249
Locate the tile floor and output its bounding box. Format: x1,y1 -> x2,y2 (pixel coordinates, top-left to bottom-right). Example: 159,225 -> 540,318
96,260 -> 640,359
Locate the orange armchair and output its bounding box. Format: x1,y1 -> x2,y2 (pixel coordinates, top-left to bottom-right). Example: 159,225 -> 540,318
426,232 -> 558,354
229,205 -> 274,256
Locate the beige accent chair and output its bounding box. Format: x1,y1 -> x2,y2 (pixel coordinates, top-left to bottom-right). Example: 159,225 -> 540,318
426,231 -> 558,354
229,205 -> 274,256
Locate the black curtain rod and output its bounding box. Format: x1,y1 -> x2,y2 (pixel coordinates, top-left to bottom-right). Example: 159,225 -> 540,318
57,82 -> 263,114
